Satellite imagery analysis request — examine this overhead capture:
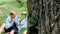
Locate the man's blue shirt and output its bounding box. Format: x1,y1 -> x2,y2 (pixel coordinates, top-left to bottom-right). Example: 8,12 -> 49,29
6,16 -> 19,28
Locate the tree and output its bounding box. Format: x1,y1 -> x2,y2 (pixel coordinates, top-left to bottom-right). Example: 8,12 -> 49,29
27,0 -> 60,34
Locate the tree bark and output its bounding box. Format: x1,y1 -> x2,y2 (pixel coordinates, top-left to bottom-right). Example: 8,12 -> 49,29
27,0 -> 60,34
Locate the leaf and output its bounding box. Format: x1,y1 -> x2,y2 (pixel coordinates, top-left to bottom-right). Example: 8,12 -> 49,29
28,17 -> 36,27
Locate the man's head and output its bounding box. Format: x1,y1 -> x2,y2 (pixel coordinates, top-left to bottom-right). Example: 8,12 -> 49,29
10,11 -> 16,18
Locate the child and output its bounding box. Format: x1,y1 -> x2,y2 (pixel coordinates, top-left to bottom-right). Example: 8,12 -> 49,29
20,12 -> 28,34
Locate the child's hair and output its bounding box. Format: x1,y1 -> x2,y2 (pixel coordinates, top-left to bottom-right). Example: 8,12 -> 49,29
21,11 -> 27,16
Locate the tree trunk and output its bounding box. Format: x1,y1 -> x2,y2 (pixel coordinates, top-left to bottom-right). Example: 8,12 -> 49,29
27,0 -> 60,34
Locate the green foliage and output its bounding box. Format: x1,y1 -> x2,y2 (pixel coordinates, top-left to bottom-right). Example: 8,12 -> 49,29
0,1 -> 2,5
20,27 -> 27,34
28,17 -> 36,27
4,1 -> 27,8
0,16 -> 7,26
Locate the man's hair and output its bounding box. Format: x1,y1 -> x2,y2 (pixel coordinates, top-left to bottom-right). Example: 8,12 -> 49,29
10,13 -> 14,15
10,11 -> 16,15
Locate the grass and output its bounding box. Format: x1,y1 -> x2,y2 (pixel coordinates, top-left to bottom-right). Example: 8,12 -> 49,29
0,0 -> 27,34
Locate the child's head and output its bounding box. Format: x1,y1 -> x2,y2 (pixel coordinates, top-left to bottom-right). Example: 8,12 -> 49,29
21,12 -> 27,18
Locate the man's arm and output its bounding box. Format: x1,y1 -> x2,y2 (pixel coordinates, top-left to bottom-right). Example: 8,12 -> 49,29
6,18 -> 13,28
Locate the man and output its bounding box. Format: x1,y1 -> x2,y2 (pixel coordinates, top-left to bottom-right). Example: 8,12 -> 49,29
0,11 -> 19,34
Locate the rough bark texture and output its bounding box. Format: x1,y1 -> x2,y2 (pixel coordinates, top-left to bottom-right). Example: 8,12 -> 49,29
27,0 -> 60,34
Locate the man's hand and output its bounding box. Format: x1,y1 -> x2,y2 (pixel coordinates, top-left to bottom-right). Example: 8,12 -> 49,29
12,18 -> 16,23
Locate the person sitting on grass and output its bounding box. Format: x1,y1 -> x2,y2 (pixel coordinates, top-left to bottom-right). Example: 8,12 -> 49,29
20,12 -> 28,34
0,11 -> 19,34
20,12 -> 27,28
